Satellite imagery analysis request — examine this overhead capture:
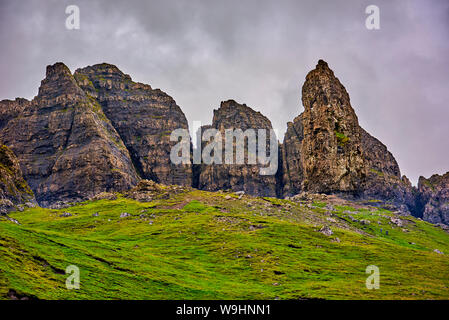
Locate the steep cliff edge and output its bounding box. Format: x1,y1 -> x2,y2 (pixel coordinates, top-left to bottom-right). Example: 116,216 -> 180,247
360,128 -> 417,213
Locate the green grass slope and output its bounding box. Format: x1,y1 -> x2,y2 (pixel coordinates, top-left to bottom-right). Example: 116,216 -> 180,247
1,186 -> 449,300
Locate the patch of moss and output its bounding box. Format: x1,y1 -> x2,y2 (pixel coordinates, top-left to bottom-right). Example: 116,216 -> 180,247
423,180 -> 435,191
334,131 -> 349,147
370,168 -> 385,177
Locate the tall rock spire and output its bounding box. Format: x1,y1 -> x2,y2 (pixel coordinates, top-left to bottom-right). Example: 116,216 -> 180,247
282,60 -> 416,214
297,59 -> 365,193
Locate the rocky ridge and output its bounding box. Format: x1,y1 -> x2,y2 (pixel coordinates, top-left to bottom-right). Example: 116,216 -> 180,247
0,60 -> 447,226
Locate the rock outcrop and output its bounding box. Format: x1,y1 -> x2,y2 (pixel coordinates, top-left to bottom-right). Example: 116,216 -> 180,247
197,100 -> 278,197
282,60 -> 415,213
360,128 -> 416,213
74,63 -> 192,186
417,173 -> 449,225
1,59 -> 447,227
0,144 -> 36,214
0,98 -> 30,130
282,60 -> 366,195
0,63 -> 139,206
0,62 -> 194,207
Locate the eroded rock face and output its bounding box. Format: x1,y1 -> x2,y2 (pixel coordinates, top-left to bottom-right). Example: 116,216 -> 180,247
360,128 -> 416,213
282,60 -> 415,213
417,173 -> 449,225
281,114 -> 304,196
0,59 -> 444,225
0,62 -> 195,206
197,100 -> 278,197
73,63 -> 192,187
0,63 -> 139,206
0,144 -> 36,214
125,179 -> 190,202
0,98 -> 30,130
283,60 -> 366,195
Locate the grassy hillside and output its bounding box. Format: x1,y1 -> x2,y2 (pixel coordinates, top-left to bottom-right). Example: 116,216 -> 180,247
1,185 -> 449,300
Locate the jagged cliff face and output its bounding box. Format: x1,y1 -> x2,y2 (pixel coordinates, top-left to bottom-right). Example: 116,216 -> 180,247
300,60 -> 366,194
283,60 -> 366,193
282,60 -> 415,213
0,62 -> 193,206
0,98 -> 30,130
0,144 -> 36,213
197,100 -> 278,197
360,128 -> 416,213
0,63 -> 139,206
74,64 -> 192,186
1,60 -> 447,226
418,173 -> 449,225
281,114 -> 304,196
283,60 -> 366,195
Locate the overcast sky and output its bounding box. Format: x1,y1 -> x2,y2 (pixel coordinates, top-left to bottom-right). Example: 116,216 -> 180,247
1,0 -> 448,184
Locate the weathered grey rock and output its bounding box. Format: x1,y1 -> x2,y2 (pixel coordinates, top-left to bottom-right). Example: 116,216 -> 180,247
74,63 -> 192,187
390,217 -> 404,227
90,192 -> 118,201
360,128 -> 416,212
0,144 -> 36,214
319,225 -> 333,236
60,212 -> 72,217
197,100 -> 278,197
281,60 -> 415,214
417,172 -> 449,225
0,98 -> 30,130
284,60 -> 366,195
0,62 -> 139,206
